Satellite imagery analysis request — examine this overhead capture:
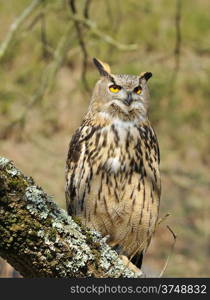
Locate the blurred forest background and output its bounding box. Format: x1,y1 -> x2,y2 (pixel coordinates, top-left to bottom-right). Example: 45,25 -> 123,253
0,0 -> 210,278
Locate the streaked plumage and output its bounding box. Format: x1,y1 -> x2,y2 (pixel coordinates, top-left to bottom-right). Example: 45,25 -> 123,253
65,58 -> 161,269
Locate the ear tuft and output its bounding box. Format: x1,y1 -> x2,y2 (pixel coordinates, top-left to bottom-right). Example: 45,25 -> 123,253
93,58 -> 111,76
140,71 -> 153,81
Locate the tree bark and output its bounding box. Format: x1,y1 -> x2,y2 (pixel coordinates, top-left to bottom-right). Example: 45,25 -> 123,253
0,157 -> 142,278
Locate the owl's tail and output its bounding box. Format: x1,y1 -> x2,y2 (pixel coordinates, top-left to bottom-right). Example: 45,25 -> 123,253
131,251 -> 144,269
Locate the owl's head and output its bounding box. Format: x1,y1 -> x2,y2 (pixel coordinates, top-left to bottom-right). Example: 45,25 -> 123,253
90,58 -> 152,122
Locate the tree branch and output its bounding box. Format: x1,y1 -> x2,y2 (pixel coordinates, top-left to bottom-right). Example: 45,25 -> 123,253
167,0 -> 182,97
174,0 -> 182,75
68,14 -> 138,51
68,0 -> 91,92
0,157 -> 142,278
0,0 -> 43,61
0,23 -> 73,140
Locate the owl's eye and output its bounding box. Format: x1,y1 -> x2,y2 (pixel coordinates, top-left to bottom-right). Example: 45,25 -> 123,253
109,85 -> 121,93
134,86 -> 142,95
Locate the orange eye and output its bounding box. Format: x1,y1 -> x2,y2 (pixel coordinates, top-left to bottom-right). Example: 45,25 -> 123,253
134,86 -> 142,95
109,85 -> 121,93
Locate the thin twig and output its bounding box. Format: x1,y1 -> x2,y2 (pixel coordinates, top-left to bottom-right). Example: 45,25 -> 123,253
25,12 -> 54,57
68,14 -> 138,51
26,12 -> 43,30
40,12 -> 50,60
24,22 -> 74,106
84,0 -> 92,19
0,0 -> 42,61
174,0 -> 182,74
0,23 -> 74,140
105,0 -> 122,57
159,226 -> 177,278
68,0 -> 90,92
168,0 -> 182,94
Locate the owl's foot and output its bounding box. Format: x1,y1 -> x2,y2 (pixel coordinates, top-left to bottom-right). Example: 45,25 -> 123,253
119,255 -> 143,276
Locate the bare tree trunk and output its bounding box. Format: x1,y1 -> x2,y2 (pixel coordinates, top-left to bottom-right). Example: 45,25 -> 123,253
0,157 -> 142,278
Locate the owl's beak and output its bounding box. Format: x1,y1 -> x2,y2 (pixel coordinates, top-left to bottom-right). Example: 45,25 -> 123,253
123,92 -> 133,106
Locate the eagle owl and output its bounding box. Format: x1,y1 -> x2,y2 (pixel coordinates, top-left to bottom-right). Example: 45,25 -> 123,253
65,58 -> 161,269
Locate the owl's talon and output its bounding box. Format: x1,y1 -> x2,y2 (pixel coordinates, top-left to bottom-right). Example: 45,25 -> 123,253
119,255 -> 143,275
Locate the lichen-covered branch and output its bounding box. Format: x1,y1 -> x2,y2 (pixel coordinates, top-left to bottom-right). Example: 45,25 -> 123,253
0,157 -> 142,278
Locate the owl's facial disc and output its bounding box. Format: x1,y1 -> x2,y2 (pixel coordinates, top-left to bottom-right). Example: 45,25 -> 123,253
108,81 -> 143,107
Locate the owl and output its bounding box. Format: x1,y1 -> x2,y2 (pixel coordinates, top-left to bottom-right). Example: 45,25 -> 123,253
65,58 -> 161,270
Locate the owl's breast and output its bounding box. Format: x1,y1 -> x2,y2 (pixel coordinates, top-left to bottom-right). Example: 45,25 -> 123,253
105,157 -> 121,173
66,118 -> 160,256
96,120 -> 142,173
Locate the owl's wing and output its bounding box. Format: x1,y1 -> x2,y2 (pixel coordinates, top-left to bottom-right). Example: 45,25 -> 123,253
65,121 -> 101,216
122,123 -> 161,258
151,125 -> 160,165
141,123 -> 161,194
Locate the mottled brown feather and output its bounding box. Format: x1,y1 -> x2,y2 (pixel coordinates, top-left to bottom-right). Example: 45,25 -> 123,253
66,63 -> 161,267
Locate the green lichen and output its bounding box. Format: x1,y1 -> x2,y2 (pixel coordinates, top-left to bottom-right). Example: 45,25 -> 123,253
0,157 -> 21,178
25,186 -> 50,219
0,157 -> 10,168
0,156 -> 142,278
